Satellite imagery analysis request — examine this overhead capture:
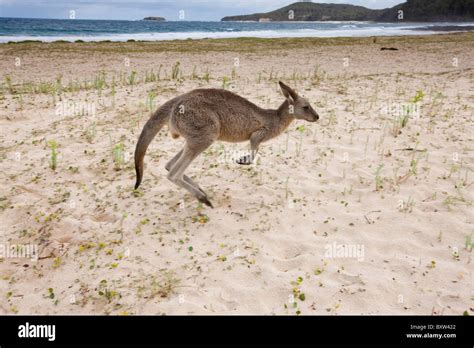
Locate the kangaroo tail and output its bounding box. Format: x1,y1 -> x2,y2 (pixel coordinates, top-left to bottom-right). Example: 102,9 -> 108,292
134,108 -> 170,190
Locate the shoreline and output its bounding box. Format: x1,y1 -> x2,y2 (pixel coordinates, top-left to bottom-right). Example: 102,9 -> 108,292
0,30 -> 469,43
410,25 -> 474,32
1,31 -> 473,48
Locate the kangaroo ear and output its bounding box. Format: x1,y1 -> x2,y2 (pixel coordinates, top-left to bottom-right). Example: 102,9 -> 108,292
279,81 -> 298,103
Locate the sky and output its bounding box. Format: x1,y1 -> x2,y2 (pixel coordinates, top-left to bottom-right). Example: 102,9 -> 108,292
0,0 -> 405,21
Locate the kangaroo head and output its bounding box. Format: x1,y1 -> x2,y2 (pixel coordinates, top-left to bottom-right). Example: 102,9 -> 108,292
279,81 -> 319,122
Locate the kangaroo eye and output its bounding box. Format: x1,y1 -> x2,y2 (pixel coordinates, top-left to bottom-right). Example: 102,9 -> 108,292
303,106 -> 310,110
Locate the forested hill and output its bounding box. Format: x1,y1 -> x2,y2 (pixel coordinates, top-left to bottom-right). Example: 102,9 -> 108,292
377,0 -> 474,22
221,2 -> 382,22
221,1 -> 474,22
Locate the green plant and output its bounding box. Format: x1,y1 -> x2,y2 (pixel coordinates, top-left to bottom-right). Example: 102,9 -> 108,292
150,271 -> 180,298
47,287 -> 55,299
400,112 -> 409,128
411,90 -> 425,103
191,65 -> 198,79
465,234 -> 473,251
409,157 -> 419,175
157,64 -> 162,80
93,71 -> 107,90
171,61 -> 181,80
47,140 -> 58,171
128,71 -> 137,85
113,142 -> 125,170
202,69 -> 210,83
311,65 -> 325,85
17,93 -> 24,110
98,280 -> 119,303
296,125 -> 306,156
110,77 -> 116,105
375,164 -> 384,191
286,276 -> 305,315
55,75 -> 63,94
222,76 -> 230,89
391,116 -> 405,137
144,70 -> 157,83
146,90 -> 157,112
390,91 -> 424,137
5,75 -> 14,93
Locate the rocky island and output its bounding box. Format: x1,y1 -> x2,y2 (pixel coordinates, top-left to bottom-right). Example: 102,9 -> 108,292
143,16 -> 166,21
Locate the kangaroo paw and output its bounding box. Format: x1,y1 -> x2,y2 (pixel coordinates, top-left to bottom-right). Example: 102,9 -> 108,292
198,196 -> 214,208
236,155 -> 252,165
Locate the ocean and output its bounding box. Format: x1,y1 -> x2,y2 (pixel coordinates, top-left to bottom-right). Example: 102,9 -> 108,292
0,17 -> 473,43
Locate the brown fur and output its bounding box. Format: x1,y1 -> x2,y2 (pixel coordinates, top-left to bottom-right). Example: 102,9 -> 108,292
134,81 -> 319,207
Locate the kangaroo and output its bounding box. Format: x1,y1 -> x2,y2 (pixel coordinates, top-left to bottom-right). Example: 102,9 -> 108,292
134,81 -> 319,208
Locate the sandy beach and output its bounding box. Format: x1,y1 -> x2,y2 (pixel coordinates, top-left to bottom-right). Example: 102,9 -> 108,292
0,33 -> 473,315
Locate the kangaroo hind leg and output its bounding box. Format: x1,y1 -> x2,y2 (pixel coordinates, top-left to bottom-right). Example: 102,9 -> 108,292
165,149 -> 206,196
167,141 -> 213,208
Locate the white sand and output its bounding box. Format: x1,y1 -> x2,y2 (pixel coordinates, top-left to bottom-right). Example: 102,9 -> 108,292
0,34 -> 473,314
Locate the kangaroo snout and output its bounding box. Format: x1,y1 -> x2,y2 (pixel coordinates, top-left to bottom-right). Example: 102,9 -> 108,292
308,110 -> 319,122
312,104 -> 320,121
303,114 -> 318,122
